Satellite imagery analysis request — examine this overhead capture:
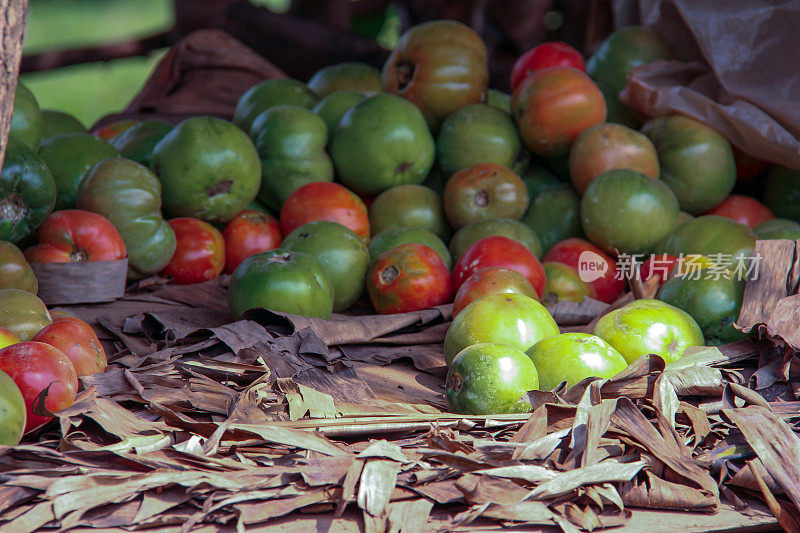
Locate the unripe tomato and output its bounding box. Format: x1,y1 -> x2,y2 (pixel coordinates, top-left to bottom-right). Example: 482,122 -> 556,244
446,343 -> 539,415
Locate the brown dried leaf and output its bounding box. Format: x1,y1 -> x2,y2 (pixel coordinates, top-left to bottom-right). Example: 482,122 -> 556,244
385,499 -> 434,533
357,458 -> 401,517
724,405 -> 800,511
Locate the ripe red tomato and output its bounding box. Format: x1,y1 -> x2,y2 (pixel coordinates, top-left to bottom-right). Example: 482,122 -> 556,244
452,236 -> 546,296
32,316 -> 107,377
366,243 -> 452,314
640,253 -> 680,285
511,66 -> 606,158
544,238 -> 624,303
707,194 -> 774,228
280,182 -> 370,240
24,210 -> 127,263
222,210 -> 282,274
452,267 -> 538,317
0,342 -> 78,432
510,42 -> 585,91
160,218 -> 225,284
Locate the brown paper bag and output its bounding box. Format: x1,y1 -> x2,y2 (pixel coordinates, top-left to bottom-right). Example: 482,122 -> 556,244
614,0 -> 800,169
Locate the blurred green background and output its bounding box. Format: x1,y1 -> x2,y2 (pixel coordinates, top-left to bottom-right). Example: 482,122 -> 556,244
19,0 -> 305,127
21,0 -> 172,127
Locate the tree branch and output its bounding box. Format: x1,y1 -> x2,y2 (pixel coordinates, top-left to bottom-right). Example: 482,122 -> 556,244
0,0 -> 29,170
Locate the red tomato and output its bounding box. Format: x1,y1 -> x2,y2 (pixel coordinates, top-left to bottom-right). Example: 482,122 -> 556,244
222,210 -> 282,274
32,316 -> 107,378
24,210 -> 127,263
160,218 -> 225,284
280,182 -> 370,240
0,342 -> 78,432
366,243 -> 452,314
544,238 -> 624,303
452,267 -> 538,317
707,194 -> 774,228
510,41 -> 585,91
511,66 -> 606,158
733,146 -> 770,183
640,253 -> 680,285
452,236 -> 546,296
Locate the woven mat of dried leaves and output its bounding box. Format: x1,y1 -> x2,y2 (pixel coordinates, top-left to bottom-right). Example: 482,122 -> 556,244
1,241 -> 799,532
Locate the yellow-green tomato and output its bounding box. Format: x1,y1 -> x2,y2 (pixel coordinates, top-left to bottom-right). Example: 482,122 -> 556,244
0,289 -> 51,341
0,369 -> 25,445
592,298 -> 704,364
446,343 -> 539,415
444,292 -> 558,365
526,332 -> 628,390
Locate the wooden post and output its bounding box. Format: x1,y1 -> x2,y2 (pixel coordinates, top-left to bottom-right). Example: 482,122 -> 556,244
0,0 -> 29,170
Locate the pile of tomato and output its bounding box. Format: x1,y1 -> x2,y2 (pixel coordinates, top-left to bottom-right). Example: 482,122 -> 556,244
2,20 -> 794,420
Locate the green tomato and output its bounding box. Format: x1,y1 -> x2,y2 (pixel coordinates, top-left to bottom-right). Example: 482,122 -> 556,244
9,82 -> 42,151
764,166 -> 800,222
228,249 -> 334,319
642,114 -> 735,214
150,116 -> 261,223
369,184 -> 450,241
655,215 -> 756,280
592,298 -> 704,364
312,90 -> 367,135
486,89 -> 511,113
38,133 -> 119,210
330,93 -> 435,194
307,62 -> 382,98
0,241 -> 37,294
754,218 -> 800,240
444,292 -> 559,365
0,369 -> 26,446
107,119 -> 173,166
522,186 -> 583,254
280,221 -> 369,312
581,169 -> 679,254
0,137 -> 56,243
40,109 -> 86,140
368,228 -> 452,270
657,274 -> 746,346
0,289 -> 51,341
446,343 -> 539,415
436,104 -> 521,178
527,333 -> 628,390
233,79 -> 317,134
250,105 -> 333,211
449,218 -> 543,263
77,158 -> 177,278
